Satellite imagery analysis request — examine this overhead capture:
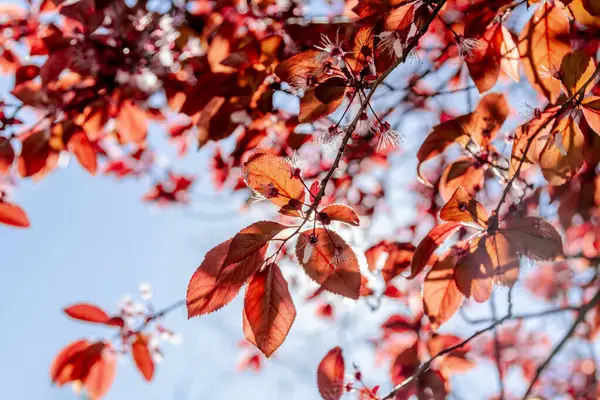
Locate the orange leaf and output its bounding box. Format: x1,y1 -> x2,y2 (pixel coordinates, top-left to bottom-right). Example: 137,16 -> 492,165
454,238 -> 494,302
500,25 -> 520,82
0,137 -> 15,174
64,303 -> 123,327
242,263 -> 296,357
423,253 -> 464,330
224,221 -> 288,266
84,348 -> 116,400
466,23 -> 503,93
380,242 -> 415,283
519,3 -> 571,103
582,96 -> 600,134
317,347 -> 345,400
510,106 -> 558,176
416,115 -> 473,182
68,131 -> 97,175
296,228 -> 361,299
472,92 -> 509,146
116,100 -> 147,144
535,115 -> 584,186
299,77 -> 346,123
427,334 -> 471,357
483,233 -> 521,288
274,50 -> 323,89
132,333 -> 154,381
243,152 -> 306,212
559,50 -> 596,95
439,158 -> 485,202
0,200 -> 30,228
568,0 -> 600,28
439,186 -> 489,228
187,239 -> 266,317
410,222 -> 462,278
319,204 -> 360,226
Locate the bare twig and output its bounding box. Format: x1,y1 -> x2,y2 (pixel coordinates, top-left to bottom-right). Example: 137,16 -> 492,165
521,289 -> 600,399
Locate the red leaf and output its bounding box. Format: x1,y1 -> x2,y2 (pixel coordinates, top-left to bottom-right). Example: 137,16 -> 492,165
187,239 -> 266,317
381,314 -> 416,335
383,284 -> 405,298
519,3 -> 571,103
380,242 -> 415,282
50,340 -> 116,399
242,263 -> 296,357
300,78 -> 347,123
466,23 -> 503,93
64,303 -> 122,326
319,204 -> 360,226
317,347 -> 345,400
423,253 -> 464,330
132,333 -> 154,381
410,222 -> 462,278
296,228 -> 361,299
224,221 -> 288,266
439,186 -> 489,228
18,129 -> 52,177
0,201 -> 30,228
0,136 -> 15,173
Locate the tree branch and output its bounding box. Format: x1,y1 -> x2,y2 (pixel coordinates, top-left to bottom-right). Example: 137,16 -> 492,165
521,288 -> 600,399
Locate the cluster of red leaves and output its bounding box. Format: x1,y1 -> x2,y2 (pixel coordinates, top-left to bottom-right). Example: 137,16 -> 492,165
50,290 -> 179,399
0,0 -> 597,398
186,152 -> 365,357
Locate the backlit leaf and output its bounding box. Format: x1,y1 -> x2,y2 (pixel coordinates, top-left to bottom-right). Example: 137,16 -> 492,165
68,131 -> 97,175
454,238 -> 494,302
300,78 -> 346,123
0,201 -> 30,228
317,347 -> 345,400
296,228 -> 361,299
439,158 -> 485,202
187,239 -> 266,317
466,23 -> 503,93
64,303 -> 123,327
243,152 -> 306,211
559,50 -> 596,95
501,217 -> 563,261
500,26 -> 520,82
0,137 -> 15,174
535,116 -> 584,186
50,340 -> 116,399
519,3 -> 571,103
439,187 -> 489,228
380,242 -> 415,282
423,253 -> 464,330
410,222 -> 462,278
132,333 -> 154,381
116,100 -> 147,144
582,96 -> 600,134
224,221 -> 288,266
242,263 -> 296,357
319,204 -> 360,226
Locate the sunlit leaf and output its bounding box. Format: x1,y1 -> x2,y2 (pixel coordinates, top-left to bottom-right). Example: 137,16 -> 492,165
243,263 -> 296,357
317,347 -> 345,400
